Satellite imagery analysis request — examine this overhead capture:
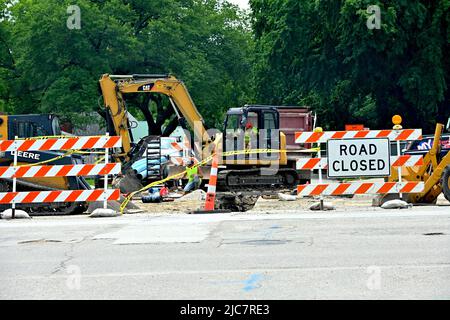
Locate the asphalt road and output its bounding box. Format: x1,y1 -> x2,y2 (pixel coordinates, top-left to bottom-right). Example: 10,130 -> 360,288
1,205 -> 449,299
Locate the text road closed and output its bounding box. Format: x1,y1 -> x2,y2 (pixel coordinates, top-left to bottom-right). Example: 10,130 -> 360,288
327,138 -> 390,178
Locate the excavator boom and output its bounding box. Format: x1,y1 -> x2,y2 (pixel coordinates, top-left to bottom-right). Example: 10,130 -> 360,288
99,74 -> 209,162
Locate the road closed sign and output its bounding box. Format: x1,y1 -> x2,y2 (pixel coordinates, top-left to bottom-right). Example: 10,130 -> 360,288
327,138 -> 391,178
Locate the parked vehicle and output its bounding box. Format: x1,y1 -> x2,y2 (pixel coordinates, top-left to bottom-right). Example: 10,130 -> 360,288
403,134 -> 450,158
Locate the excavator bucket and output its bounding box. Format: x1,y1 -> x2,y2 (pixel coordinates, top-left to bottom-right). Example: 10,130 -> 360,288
87,194 -> 141,214
114,170 -> 144,194
85,169 -> 144,214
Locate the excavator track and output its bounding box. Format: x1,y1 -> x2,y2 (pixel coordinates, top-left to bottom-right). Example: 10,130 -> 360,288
215,192 -> 260,212
217,168 -> 298,192
213,168 -> 299,212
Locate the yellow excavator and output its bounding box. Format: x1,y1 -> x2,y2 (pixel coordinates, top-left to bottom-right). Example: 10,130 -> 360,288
386,121 -> 450,204
99,74 -> 210,161
98,74 -> 300,210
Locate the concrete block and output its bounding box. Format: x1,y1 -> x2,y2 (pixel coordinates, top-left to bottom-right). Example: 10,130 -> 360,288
89,208 -> 121,218
0,209 -> 31,219
381,199 -> 411,209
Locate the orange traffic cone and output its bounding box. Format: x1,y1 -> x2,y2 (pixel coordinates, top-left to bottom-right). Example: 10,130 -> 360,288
189,154 -> 230,214
204,154 -> 219,211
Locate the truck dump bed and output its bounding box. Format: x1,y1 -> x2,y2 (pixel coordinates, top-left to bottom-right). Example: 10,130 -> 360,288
276,106 -> 314,160
265,106 -> 315,183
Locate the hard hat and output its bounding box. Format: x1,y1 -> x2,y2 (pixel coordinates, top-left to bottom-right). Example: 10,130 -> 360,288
314,127 -> 323,133
246,122 -> 253,129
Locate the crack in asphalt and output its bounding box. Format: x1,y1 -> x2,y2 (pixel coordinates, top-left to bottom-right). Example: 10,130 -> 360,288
50,242 -> 76,275
49,233 -> 95,276
49,224 -> 128,276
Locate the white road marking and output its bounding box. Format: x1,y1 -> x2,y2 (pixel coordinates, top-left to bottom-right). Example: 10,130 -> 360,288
1,264 -> 449,281
94,222 -> 215,244
0,207 -> 449,229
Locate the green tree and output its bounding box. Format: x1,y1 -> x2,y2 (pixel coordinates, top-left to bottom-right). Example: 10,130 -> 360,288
251,0 -> 449,132
0,0 -> 17,114
0,0 -> 253,130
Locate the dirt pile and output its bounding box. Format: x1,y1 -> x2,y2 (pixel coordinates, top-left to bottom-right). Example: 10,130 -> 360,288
133,190 -> 206,214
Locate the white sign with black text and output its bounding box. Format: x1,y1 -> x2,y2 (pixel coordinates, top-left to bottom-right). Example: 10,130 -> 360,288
327,138 -> 391,178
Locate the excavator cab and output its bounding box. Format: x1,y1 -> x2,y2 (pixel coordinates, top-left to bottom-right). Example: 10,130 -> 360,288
223,105 -> 283,164
217,105 -> 296,196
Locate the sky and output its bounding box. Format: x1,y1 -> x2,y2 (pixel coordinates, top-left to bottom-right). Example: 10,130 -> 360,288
228,0 -> 250,10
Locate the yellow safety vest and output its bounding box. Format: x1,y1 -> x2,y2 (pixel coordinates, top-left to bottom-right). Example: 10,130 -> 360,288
245,127 -> 258,143
186,166 -> 198,182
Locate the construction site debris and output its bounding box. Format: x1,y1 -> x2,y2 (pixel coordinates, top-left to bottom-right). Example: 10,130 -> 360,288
176,189 -> 207,202
142,193 -> 162,203
89,208 -> 120,218
87,195 -> 141,214
278,193 -> 297,201
309,202 -> 335,211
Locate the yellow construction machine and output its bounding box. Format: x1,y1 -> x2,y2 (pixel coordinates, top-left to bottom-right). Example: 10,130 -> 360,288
386,121 -> 450,204
0,114 -> 90,214
98,74 -> 301,210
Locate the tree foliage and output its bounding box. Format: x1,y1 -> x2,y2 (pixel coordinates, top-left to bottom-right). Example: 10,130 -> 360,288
1,0 -> 449,134
0,0 -> 253,128
251,0 -> 449,132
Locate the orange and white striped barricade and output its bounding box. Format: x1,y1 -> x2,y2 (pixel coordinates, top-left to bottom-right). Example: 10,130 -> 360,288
0,135 -> 121,152
295,128 -> 424,205
296,155 -> 424,170
295,129 -> 422,144
168,140 -> 184,166
0,189 -> 120,205
297,181 -> 424,196
0,163 -> 121,178
0,134 -> 122,218
169,139 -> 199,166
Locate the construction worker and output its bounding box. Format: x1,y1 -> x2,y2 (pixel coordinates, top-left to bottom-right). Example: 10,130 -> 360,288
183,160 -> 203,193
244,122 -> 258,149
